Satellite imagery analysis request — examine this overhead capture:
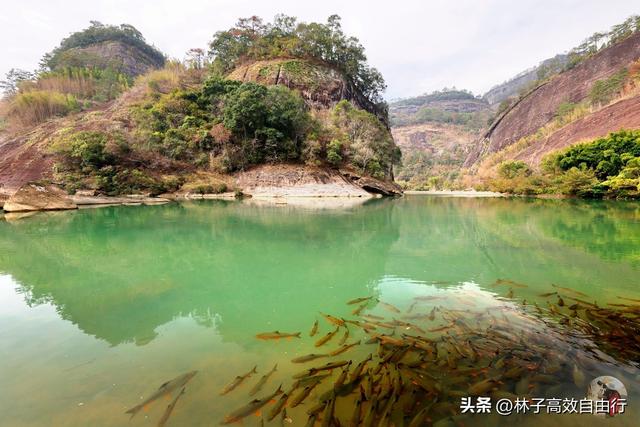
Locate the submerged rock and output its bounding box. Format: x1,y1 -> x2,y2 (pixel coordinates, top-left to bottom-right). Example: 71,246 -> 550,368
3,184 -> 77,212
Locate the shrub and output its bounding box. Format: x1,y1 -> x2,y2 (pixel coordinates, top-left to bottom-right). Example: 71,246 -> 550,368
497,160 -> 530,179
589,69 -> 628,106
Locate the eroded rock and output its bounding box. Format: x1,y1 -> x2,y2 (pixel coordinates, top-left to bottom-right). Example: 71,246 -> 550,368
3,184 -> 77,212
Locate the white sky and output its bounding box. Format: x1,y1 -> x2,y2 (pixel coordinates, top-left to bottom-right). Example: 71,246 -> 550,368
0,0 -> 637,99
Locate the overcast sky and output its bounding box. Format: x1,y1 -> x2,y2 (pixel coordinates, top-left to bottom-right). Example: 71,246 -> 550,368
1,0 -> 638,99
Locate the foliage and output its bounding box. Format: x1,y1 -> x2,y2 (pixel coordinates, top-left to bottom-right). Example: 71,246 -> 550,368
589,69 -> 628,106
331,100 -> 400,178
0,69 -> 36,97
497,160 -> 530,179
487,130 -> 640,198
42,21 -> 165,71
208,14 -> 386,106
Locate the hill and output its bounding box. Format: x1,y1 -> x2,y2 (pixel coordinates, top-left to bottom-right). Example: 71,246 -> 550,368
0,16 -> 402,204
389,90 -> 490,189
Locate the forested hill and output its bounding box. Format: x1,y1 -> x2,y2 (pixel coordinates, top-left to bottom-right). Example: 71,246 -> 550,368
0,16 -> 400,197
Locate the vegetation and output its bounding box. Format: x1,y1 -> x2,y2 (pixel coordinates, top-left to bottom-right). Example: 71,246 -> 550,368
41,21 -> 165,71
208,14 -> 386,106
589,68 -> 628,106
486,130 -> 640,198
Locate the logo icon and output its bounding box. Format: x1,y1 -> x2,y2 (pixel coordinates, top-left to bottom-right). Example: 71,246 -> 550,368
586,376 -> 628,417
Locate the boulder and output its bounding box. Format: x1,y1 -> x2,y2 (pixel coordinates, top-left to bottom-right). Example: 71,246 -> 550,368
3,184 -> 77,212
339,170 -> 403,196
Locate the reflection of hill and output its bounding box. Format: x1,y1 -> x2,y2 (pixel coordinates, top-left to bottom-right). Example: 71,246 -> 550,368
0,200 -> 399,346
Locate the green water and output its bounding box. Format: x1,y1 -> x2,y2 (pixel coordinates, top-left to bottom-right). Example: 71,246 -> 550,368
0,196 -> 639,426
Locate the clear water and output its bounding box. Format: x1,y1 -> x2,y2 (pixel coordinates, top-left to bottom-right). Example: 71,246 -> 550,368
0,196 -> 638,426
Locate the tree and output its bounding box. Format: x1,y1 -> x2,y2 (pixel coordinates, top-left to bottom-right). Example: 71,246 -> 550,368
0,68 -> 36,97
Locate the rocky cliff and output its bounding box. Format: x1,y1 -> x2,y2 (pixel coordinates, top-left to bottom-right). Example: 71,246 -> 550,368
227,58 -> 389,126
465,31 -> 640,167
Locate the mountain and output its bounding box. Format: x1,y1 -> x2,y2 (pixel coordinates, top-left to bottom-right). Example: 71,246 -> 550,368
389,90 -> 490,188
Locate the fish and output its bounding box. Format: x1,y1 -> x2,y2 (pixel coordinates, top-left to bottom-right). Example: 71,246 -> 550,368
378,300 -> 401,313
538,292 -> 557,297
338,328 -> 350,345
291,353 -> 328,363
334,363 -> 352,389
572,364 -> 585,387
320,397 -> 336,427
494,279 -> 528,288
290,384 -> 317,408
329,340 -> 361,356
362,399 -> 378,427
256,331 -> 301,340
349,354 -> 372,383
220,385 -> 283,424
156,387 -> 185,427
310,320 -> 319,337
552,284 -> 588,297
220,366 -> 257,395
293,360 -> 351,378
315,327 -> 340,347
347,296 -> 373,305
349,398 -> 362,427
361,313 -> 385,321
267,392 -> 289,421
125,371 -> 197,418
468,378 -> 498,395
557,296 -> 565,307
249,364 -> 277,396
320,313 -> 345,326
352,303 -> 368,316
304,414 -> 318,427
618,296 -> 640,303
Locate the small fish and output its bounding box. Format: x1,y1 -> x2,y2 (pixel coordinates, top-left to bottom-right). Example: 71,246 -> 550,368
321,313 -> 345,326
249,364 -> 277,396
347,296 -> 373,305
349,398 -> 362,427
290,385 -> 317,407
468,378 -> 498,395
157,387 -> 185,427
291,353 -> 328,364
329,340 -> 361,356
378,300 -> 401,313
255,331 -> 301,340
352,303 -> 368,316
315,327 -> 340,347
293,360 -> 351,378
320,397 -> 336,427
572,364 -> 585,387
125,371 -> 197,418
349,354 -> 372,383
557,296 -> 565,307
334,363 -> 352,388
309,320 -> 319,337
267,392 -> 289,421
494,279 -> 527,288
220,385 -> 283,424
552,284 -> 587,297
538,292 -> 557,297
304,414 -> 318,427
338,328 -> 350,345
220,366 -> 257,395
361,314 -> 384,321
618,296 -> 640,303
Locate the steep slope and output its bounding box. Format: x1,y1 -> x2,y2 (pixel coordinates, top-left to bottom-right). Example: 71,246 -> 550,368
466,31 -> 640,167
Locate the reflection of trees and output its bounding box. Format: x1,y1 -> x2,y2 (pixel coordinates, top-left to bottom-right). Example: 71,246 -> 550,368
0,200 -> 399,346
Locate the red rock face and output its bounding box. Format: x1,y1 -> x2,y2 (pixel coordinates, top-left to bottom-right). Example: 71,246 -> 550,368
465,32 -> 640,166
515,94 -> 640,167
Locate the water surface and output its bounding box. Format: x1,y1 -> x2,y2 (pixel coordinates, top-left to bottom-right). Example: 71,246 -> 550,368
0,196 -> 638,426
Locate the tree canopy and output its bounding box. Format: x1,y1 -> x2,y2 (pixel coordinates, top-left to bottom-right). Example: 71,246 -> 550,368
42,22 -> 165,71
208,14 -> 386,106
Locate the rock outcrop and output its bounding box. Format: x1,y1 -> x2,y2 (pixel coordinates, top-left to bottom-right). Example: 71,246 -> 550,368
465,31 -> 640,167
52,40 -> 164,77
228,59 -> 389,126
3,184 -> 77,212
234,164 -> 372,198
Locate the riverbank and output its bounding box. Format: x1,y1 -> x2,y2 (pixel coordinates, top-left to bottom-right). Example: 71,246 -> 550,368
404,190 -> 504,197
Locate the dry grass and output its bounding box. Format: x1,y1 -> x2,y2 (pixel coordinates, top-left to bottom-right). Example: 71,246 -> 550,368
20,75 -> 97,100
6,90 -> 79,128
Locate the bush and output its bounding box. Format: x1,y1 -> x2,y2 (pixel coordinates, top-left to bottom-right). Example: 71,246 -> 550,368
497,160 -> 530,179
589,69 -> 628,106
